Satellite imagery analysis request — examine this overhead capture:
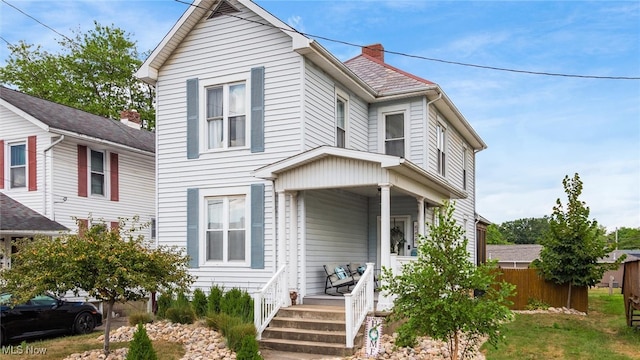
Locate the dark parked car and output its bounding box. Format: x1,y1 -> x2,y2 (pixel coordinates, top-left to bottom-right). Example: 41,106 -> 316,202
0,293 -> 102,345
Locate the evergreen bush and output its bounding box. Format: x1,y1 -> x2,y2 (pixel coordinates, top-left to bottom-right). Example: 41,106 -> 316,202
207,284 -> 224,315
226,323 -> 257,352
192,288 -> 208,318
236,335 -> 263,360
220,288 -> 253,323
156,292 -> 173,319
126,323 -> 157,360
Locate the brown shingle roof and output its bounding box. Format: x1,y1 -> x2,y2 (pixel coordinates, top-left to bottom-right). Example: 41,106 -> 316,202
486,244 -> 542,263
0,86 -> 155,153
344,54 -> 435,96
0,193 -> 68,232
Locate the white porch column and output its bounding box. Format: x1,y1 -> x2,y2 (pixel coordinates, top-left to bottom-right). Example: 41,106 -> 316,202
277,191 -> 291,307
377,184 -> 394,311
288,192 -> 298,293
417,197 -> 425,239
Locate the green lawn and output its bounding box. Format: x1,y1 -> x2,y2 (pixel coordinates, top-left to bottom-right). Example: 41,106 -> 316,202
482,288 -> 640,360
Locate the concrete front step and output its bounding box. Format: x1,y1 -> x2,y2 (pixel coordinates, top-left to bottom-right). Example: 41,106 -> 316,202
260,338 -> 357,357
269,317 -> 346,332
259,305 -> 363,356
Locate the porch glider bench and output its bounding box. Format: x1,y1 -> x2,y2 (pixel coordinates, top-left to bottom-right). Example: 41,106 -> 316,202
323,263 -> 378,295
323,263 -> 356,295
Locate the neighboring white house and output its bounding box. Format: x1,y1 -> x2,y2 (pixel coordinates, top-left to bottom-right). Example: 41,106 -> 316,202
136,0 -> 486,311
0,86 -> 156,257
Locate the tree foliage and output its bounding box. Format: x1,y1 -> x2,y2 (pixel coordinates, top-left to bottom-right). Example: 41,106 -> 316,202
0,217 -> 193,354
0,22 -> 155,129
607,227 -> 640,250
486,224 -> 510,244
498,217 -> 550,244
381,201 -> 515,360
533,173 -> 625,308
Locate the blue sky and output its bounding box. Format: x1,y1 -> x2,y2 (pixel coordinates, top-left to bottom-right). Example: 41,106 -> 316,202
1,0 -> 639,231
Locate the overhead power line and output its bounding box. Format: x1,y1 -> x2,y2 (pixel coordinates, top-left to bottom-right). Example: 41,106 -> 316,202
176,0 -> 640,81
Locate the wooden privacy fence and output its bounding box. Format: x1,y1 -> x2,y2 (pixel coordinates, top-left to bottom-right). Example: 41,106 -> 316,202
494,268 -> 588,313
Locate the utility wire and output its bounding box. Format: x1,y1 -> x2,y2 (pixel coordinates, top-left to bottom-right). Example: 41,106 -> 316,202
1,0 -> 74,44
176,0 -> 640,81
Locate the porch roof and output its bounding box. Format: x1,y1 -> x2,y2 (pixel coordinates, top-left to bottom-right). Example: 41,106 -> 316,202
253,146 -> 466,203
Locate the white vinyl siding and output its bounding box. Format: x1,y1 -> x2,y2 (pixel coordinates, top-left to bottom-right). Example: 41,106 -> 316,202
303,61 -> 369,151
304,189 -> 368,295
154,3 -> 297,286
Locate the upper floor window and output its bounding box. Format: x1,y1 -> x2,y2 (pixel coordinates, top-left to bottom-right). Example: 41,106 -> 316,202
90,150 -> 105,195
336,98 -> 346,148
10,143 -> 26,188
206,195 -> 247,262
151,217 -> 157,240
206,82 -> 246,150
462,148 -> 467,190
436,123 -> 446,176
385,113 -> 405,157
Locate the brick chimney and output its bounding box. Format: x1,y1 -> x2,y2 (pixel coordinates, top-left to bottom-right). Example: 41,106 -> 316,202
363,43 -> 384,62
120,110 -> 141,129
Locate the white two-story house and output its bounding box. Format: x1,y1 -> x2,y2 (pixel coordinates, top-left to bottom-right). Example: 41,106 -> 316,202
0,86 -> 156,268
137,0 -> 486,313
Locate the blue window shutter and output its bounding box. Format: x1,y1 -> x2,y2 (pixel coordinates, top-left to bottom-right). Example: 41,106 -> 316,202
186,188 -> 199,268
186,78 -> 199,159
251,183 -> 265,269
250,67 -> 265,153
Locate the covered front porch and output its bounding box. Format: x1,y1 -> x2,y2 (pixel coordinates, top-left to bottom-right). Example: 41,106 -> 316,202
254,146 -> 466,311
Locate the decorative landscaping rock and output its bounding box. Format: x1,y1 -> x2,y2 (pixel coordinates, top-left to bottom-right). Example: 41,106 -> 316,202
514,307 -> 587,316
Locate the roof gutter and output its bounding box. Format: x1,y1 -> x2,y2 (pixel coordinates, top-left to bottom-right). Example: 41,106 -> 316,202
50,129 -> 155,157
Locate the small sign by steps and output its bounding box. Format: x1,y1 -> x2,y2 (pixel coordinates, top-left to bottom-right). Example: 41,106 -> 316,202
365,316 -> 383,357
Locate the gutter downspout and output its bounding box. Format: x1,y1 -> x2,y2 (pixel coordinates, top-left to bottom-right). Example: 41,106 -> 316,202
43,135 -> 65,217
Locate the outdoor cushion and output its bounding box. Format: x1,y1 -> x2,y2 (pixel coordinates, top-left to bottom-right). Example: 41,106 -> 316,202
335,266 -> 348,280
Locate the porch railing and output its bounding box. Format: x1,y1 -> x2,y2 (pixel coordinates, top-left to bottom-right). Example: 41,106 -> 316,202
344,262 -> 375,348
254,265 -> 288,339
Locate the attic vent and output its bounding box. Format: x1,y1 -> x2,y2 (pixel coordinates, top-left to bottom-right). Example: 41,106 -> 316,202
208,0 -> 240,19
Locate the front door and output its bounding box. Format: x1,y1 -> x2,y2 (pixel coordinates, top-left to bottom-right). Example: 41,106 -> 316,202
376,215 -> 412,266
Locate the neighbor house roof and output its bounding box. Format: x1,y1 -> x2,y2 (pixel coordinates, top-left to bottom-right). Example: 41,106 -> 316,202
602,250 -> 640,263
0,193 -> 68,235
486,244 -> 542,263
0,86 -> 155,154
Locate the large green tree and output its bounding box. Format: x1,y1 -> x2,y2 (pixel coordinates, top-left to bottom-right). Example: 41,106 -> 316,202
607,227 -> 640,250
0,218 -> 193,354
0,22 -> 155,129
486,223 -> 510,244
498,217 -> 550,244
533,173 -> 624,308
381,201 -> 515,360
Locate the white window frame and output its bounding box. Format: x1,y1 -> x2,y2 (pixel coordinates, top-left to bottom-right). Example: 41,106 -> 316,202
436,120 -> 447,177
335,88 -> 349,148
378,104 -> 408,158
89,149 -> 106,197
200,74 -> 251,153
199,186 -> 251,266
8,141 -> 27,189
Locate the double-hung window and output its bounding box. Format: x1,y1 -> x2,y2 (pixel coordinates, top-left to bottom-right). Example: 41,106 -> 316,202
9,143 -> 26,188
385,113 -> 405,157
206,195 -> 246,262
206,82 -> 247,149
335,89 -> 349,148
436,123 -> 446,176
90,150 -> 105,195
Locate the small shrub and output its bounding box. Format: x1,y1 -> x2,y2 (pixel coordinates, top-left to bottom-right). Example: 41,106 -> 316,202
165,306 -> 196,324
525,297 -> 550,310
207,284 -> 224,315
175,291 -> 191,307
226,323 -> 257,352
220,288 -> 254,323
206,312 -> 244,335
192,288 -> 208,318
236,335 -> 263,360
129,311 -> 154,326
156,292 -> 173,319
126,323 -> 158,360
